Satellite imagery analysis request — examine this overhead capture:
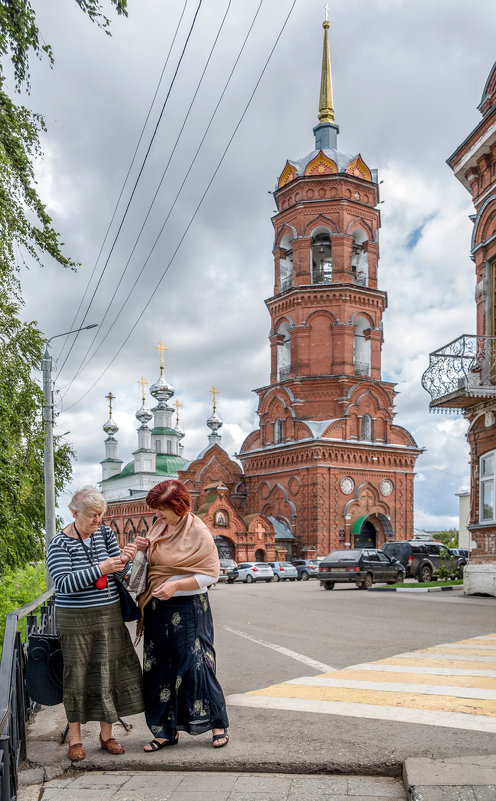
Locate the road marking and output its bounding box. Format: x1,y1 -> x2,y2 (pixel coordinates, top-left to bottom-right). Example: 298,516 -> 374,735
226,632 -> 496,732
223,625 -> 334,673
226,694 -> 496,733
284,676 -> 496,700
432,643 -> 496,651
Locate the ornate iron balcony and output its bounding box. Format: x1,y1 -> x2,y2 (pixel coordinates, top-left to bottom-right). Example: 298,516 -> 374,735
421,334 -> 496,411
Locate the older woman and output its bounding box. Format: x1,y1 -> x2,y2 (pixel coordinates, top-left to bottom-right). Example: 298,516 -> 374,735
135,479 -> 229,751
46,487 -> 143,761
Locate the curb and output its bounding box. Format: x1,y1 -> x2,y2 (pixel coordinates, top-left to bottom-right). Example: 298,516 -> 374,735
369,585 -> 459,593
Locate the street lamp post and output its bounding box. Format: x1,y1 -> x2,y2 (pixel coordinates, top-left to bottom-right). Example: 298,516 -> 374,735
42,324 -> 97,587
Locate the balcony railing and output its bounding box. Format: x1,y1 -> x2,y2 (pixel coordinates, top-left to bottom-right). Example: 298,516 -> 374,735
421,334 -> 496,411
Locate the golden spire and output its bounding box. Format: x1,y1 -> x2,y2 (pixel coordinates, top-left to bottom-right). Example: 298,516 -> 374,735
318,4 -> 335,124
138,376 -> 148,405
175,399 -> 181,425
155,340 -> 167,375
105,391 -> 115,418
210,385 -> 219,414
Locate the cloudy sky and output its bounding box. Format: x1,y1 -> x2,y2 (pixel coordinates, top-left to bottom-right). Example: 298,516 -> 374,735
15,0 -> 496,527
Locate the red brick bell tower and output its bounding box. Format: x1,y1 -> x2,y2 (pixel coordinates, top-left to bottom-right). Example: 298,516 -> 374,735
238,15 -> 421,557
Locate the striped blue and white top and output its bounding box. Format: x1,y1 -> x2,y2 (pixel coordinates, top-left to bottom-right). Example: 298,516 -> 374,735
46,525 -> 126,609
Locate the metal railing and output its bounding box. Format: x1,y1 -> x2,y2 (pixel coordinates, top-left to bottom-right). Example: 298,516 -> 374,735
421,334 -> 496,408
0,589 -> 55,801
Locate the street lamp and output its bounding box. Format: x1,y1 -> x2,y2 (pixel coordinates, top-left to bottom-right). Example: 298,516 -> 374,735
42,324 -> 98,587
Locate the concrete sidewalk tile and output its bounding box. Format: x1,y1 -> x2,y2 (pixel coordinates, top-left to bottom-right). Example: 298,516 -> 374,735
177,773 -> 237,791
346,776 -> 406,797
234,775 -> 292,792
69,774 -> 129,789
168,792 -> 230,801
411,787 -> 477,801
289,775 -> 349,796
227,794 -> 284,801
473,788 -> 496,801
120,772 -> 183,794
41,790 -> 116,801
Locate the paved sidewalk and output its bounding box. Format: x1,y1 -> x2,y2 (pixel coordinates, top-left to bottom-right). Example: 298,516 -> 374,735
404,755 -> 496,801
20,770 -> 407,801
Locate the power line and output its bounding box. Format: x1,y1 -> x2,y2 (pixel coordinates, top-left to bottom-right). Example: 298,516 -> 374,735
55,0 -> 202,379
63,0 -> 298,412
61,0 -> 234,394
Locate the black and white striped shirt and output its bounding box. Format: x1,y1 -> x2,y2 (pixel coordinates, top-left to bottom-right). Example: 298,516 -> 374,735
46,525 -> 126,608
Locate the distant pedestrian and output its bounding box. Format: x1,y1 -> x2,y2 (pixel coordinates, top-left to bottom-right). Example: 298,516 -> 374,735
135,479 -> 229,751
46,486 -> 143,762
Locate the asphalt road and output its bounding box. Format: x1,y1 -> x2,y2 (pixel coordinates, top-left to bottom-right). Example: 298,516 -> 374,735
26,580 -> 496,776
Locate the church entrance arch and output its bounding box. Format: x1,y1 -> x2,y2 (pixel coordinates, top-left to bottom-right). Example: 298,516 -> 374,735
214,536 -> 235,560
255,549 -> 265,562
352,516 -> 377,548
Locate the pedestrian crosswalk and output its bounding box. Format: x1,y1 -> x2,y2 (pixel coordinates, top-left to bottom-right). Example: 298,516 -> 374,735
226,633 -> 496,732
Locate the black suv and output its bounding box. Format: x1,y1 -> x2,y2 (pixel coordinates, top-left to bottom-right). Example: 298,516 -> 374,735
318,548 -> 405,590
382,540 -> 461,582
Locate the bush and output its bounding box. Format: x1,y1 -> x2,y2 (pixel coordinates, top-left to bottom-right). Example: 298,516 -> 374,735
0,563 -> 46,645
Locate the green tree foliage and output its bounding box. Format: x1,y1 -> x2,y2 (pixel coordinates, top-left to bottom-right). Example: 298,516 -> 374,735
0,1 -> 126,568
434,529 -> 459,548
0,563 -> 46,643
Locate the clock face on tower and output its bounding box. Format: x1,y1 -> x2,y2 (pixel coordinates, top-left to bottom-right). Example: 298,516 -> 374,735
380,479 -> 394,496
340,476 -> 354,495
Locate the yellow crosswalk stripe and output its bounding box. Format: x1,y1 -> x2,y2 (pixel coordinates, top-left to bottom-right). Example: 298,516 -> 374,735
226,631 -> 496,732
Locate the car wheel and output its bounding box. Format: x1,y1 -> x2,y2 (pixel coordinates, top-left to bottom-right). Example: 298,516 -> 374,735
419,565 -> 432,583
357,582 -> 366,590
301,571 -> 309,581
363,572 -> 373,590
396,571 -> 405,583
273,573 -> 280,582
265,578 -> 273,583
290,578 -> 296,582
227,579 -> 235,584
323,581 -> 334,591
245,574 -> 254,583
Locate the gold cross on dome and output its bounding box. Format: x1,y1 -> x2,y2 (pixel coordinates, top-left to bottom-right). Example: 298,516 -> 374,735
210,385 -> 219,413
155,340 -> 167,372
324,3 -> 329,21
138,376 -> 148,405
175,399 -> 181,425
105,391 -> 115,418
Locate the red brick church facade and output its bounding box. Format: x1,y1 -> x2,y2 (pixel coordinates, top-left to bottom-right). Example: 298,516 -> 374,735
103,19 -> 420,559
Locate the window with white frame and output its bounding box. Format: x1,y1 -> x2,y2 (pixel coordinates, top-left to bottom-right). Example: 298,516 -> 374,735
480,451 -> 495,522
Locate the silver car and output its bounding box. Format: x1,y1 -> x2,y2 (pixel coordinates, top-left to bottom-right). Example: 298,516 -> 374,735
267,561 -> 298,581
236,562 -> 274,583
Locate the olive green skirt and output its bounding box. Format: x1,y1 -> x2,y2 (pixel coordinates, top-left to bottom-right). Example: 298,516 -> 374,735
56,602 -> 143,724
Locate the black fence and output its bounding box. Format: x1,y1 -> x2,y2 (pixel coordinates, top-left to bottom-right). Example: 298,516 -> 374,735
0,589 -> 56,801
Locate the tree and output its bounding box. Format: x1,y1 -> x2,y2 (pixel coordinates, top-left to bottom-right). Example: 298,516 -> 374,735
0,1 -> 127,568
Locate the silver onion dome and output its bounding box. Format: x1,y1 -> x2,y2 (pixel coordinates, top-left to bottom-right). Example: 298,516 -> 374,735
136,405 -> 153,425
103,417 -> 118,437
207,411 -> 223,433
150,372 -> 175,403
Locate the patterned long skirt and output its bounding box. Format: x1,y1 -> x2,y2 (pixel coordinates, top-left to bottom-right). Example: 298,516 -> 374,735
56,602 -> 144,724
143,593 -> 229,739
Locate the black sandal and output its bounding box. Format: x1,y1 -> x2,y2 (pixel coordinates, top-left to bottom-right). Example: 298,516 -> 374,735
143,735 -> 178,752
212,730 -> 229,748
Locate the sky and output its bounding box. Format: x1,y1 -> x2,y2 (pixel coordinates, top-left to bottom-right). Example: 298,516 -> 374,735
12,0 -> 496,527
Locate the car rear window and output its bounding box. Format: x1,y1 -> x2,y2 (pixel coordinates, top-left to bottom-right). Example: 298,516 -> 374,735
325,550 -> 362,561
281,562 -> 294,567
255,562 -> 268,567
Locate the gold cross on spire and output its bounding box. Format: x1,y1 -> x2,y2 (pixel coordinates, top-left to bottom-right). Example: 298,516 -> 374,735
319,1 -> 335,124
175,399 -> 181,425
138,376 -> 148,405
324,2 -> 329,21
210,385 -> 219,414
105,391 -> 115,418
155,340 -> 167,374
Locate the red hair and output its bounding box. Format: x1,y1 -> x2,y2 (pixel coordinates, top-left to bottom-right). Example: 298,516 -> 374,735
146,480 -> 191,517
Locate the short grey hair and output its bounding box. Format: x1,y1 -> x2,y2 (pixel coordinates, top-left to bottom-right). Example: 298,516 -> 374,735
69,486 -> 106,515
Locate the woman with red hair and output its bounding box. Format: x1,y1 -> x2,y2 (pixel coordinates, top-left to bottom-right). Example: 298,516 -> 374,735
135,479 -> 229,751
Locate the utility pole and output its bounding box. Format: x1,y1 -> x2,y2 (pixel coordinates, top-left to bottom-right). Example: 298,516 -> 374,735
42,324 -> 98,589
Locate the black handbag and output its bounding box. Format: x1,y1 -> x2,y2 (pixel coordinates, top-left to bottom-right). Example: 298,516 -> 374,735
26,633 -> 64,705
114,578 -> 141,622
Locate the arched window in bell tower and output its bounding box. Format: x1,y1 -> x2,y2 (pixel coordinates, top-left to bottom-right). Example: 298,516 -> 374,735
277,320 -> 291,381
353,316 -> 371,377
351,229 -> 368,286
279,233 -> 294,292
311,230 -> 332,284
361,414 -> 373,441
274,418 -> 283,444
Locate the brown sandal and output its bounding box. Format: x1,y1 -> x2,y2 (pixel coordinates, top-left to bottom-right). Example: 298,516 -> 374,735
100,734 -> 125,754
68,742 -> 86,761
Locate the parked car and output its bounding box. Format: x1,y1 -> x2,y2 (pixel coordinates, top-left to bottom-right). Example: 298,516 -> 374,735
292,559 -> 322,580
266,561 -> 298,581
219,558 -> 238,584
236,562 -> 274,583
382,540 -> 462,582
450,547 -> 471,561
318,548 -> 405,590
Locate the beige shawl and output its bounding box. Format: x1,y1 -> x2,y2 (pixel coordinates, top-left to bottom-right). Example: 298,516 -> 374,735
137,512 -> 219,623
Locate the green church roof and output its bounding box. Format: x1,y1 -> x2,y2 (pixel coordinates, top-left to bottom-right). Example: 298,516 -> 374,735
107,452 -> 187,481
152,427 -> 178,436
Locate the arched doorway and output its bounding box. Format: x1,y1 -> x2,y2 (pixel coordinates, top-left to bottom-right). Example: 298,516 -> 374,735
214,536 -> 235,559
255,549 -> 265,562
352,516 -> 377,548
